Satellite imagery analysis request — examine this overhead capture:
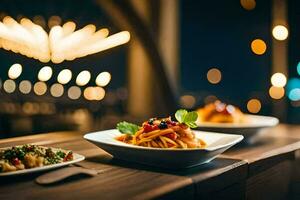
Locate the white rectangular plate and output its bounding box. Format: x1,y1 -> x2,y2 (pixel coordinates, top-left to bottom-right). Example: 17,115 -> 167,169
84,129 -> 243,169
0,147 -> 85,176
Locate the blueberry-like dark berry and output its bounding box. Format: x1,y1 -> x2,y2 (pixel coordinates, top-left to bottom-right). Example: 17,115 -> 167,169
158,121 -> 168,129
148,118 -> 155,125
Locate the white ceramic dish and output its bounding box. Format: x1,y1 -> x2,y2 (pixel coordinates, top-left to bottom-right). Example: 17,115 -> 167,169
196,114 -> 279,138
84,129 -> 243,169
0,147 -> 85,176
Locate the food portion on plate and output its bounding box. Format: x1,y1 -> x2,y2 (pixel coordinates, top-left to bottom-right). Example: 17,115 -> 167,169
116,109 -> 206,149
0,145 -> 73,173
197,100 -> 246,123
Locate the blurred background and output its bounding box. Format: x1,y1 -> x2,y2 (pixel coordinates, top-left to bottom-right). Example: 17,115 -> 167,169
0,0 -> 298,138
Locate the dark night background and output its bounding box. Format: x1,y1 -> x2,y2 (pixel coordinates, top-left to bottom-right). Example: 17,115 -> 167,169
0,0 -> 300,137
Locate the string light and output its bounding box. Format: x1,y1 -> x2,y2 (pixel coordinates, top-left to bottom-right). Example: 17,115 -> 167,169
68,86 -> 81,100
19,80 -> 32,94
95,71 -> 111,87
57,69 -> 72,84
38,66 -> 53,82
8,63 -> 22,79
33,81 -> 47,95
272,25 -> 288,41
76,70 -> 91,86
269,86 -> 285,99
251,39 -> 267,55
271,73 -> 287,87
207,68 -> 222,84
0,16 -> 130,63
3,79 -> 16,93
50,83 -> 64,97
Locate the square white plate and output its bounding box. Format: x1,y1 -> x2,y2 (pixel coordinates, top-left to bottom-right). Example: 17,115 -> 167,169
0,147 -> 85,176
84,129 -> 243,169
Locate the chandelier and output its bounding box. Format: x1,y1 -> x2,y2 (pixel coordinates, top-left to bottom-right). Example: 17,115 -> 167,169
0,16 -> 130,63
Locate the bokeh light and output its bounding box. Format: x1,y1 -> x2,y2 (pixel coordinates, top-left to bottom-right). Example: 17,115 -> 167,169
288,88 -> 300,101
269,86 -> 285,100
33,81 -> 47,95
68,86 -> 81,100
48,15 -> 62,28
247,98 -> 261,113
8,63 -> 22,79
251,39 -> 267,55
83,86 -> 105,101
96,72 -> 111,87
272,25 -> 289,41
19,80 -> 32,94
240,0 -> 256,10
207,68 -> 222,84
3,79 -> 16,93
271,73 -> 287,87
38,66 -> 53,82
50,83 -> 64,97
76,70 -> 91,86
204,95 -> 218,104
57,69 -> 72,84
179,95 -> 196,109
297,62 -> 300,76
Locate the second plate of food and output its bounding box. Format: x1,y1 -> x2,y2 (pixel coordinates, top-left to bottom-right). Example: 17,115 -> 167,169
196,101 -> 279,138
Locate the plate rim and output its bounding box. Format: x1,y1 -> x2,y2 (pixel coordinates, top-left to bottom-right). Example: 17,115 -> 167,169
84,129 -> 244,152
0,147 -> 85,176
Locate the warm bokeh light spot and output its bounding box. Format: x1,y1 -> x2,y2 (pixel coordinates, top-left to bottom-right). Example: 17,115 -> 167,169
33,81 -> 47,95
207,68 -> 222,84
68,86 -> 81,100
240,0 -> 256,10
179,95 -> 196,109
48,15 -> 62,28
251,39 -> 267,55
8,63 -> 22,79
271,73 -> 287,87
3,79 -> 16,93
269,86 -> 285,99
38,66 -> 53,82
76,70 -> 91,86
272,25 -> 289,41
19,80 -> 32,94
96,72 -> 111,87
247,98 -> 261,113
57,69 -> 72,84
204,95 -> 218,104
50,83 -> 64,97
83,86 -> 105,101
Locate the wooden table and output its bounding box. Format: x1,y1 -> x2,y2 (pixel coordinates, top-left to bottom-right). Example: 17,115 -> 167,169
1,124 -> 300,200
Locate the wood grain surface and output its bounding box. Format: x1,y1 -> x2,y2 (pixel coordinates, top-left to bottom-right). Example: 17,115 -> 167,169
1,124 -> 300,199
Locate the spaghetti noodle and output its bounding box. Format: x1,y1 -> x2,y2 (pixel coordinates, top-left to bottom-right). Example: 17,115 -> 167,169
116,117 -> 206,149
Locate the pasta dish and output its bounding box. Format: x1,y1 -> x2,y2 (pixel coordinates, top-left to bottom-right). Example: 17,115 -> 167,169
197,100 -> 245,123
116,109 -> 206,149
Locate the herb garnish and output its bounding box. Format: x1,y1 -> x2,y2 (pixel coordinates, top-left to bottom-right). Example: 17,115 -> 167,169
116,121 -> 140,135
175,109 -> 198,128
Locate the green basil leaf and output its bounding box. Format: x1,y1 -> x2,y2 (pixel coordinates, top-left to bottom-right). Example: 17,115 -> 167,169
116,121 -> 139,135
175,109 -> 188,123
184,111 -> 198,123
